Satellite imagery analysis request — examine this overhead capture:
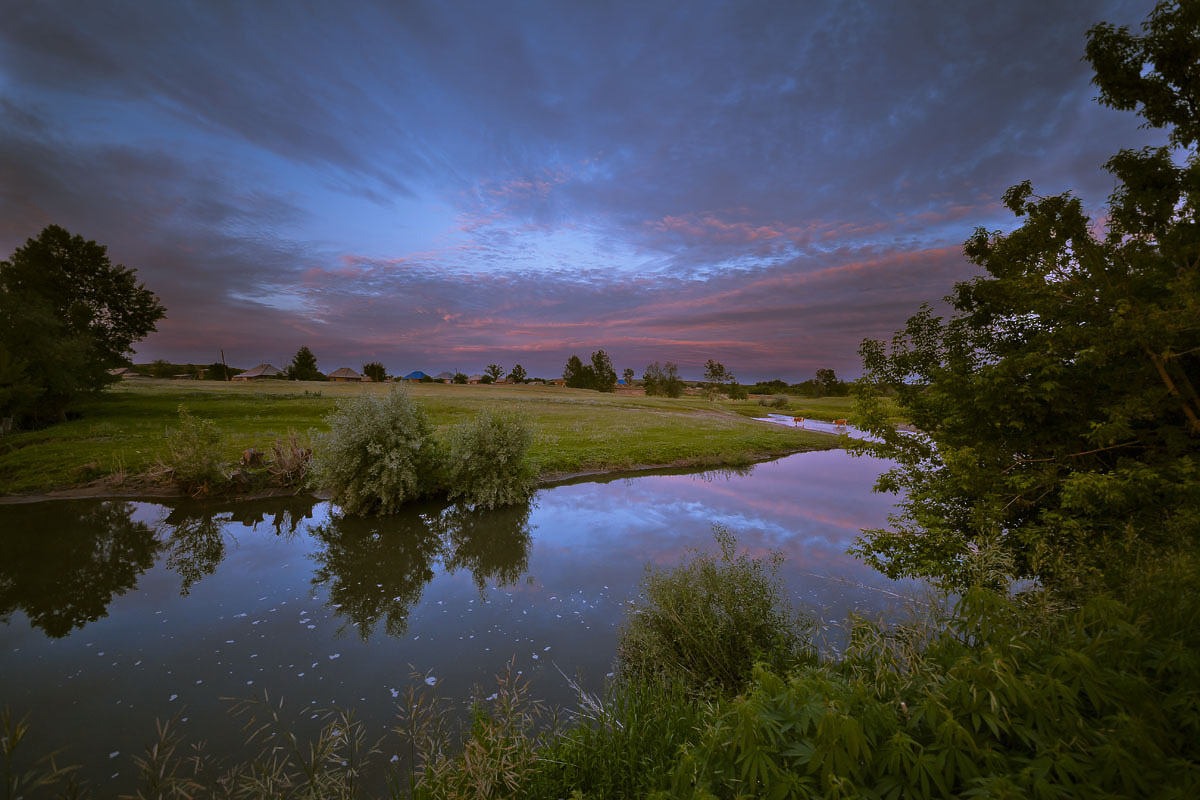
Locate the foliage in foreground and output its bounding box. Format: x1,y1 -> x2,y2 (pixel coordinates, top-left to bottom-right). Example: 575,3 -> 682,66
310,388 -> 442,515
444,409 -> 536,510
618,525 -> 812,694
851,1 -> 1200,593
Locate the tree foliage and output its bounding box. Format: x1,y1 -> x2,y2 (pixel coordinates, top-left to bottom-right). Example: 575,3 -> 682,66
485,363 -> 504,382
287,345 -> 321,381
590,349 -> 617,392
508,363 -> 527,384
0,225 -> 165,423
643,361 -> 684,398
361,361 -> 387,383
852,3 -> 1200,593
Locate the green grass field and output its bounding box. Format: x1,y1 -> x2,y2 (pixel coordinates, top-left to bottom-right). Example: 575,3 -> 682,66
0,380 -> 860,495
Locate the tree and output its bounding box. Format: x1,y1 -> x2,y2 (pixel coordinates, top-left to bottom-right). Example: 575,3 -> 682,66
485,363 -> 504,382
814,368 -> 846,397
703,359 -> 736,398
151,359 -> 173,378
563,354 -> 594,389
622,367 -> 635,386
591,350 -> 617,392
362,361 -> 387,383
643,362 -> 684,398
508,364 -> 528,384
204,362 -> 229,381
851,2 -> 1200,594
453,372 -> 468,384
287,345 -> 322,381
0,225 -> 165,422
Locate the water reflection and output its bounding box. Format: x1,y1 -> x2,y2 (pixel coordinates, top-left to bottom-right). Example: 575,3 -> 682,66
309,499 -> 534,639
438,502 -> 533,593
159,496 -> 319,595
0,500 -> 158,637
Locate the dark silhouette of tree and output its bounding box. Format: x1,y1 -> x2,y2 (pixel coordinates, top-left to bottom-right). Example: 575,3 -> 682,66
591,350 -> 617,392
853,2 -> 1200,593
0,225 -> 165,423
361,361 -> 387,382
508,364 -> 528,384
485,364 -> 504,382
563,354 -> 593,388
287,345 -> 322,381
643,362 -> 684,398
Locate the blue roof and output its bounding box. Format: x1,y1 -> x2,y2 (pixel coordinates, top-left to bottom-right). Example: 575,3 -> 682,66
403,371 -> 427,379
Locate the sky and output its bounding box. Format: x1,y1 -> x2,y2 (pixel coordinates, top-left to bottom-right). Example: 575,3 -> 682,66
0,0 -> 1166,381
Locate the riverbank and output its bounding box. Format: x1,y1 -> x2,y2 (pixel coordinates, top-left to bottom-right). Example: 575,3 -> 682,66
0,380 -> 840,497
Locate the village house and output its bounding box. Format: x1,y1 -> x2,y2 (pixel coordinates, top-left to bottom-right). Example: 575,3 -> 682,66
432,371 -> 455,383
328,367 -> 365,382
231,363 -> 284,381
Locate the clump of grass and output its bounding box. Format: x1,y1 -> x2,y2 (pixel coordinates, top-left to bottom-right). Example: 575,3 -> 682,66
310,388 -> 441,515
617,525 -> 813,693
399,661 -> 549,800
157,404 -> 226,495
444,409 -> 536,510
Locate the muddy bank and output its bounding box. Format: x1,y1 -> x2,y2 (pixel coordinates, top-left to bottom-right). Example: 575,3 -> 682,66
0,445 -> 830,505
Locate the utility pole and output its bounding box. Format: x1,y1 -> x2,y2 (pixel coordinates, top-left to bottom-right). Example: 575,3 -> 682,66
220,348 -> 230,381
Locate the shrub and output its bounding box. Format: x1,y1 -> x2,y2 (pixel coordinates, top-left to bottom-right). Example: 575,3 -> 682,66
310,388 -> 440,515
757,394 -> 789,408
444,409 -> 536,509
727,383 -> 748,400
160,404 -> 226,494
617,525 -> 812,693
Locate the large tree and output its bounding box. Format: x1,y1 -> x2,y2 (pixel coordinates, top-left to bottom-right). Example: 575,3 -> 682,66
0,225 -> 165,422
508,364 -> 528,384
485,363 -> 504,382
643,361 -> 684,398
852,1 -> 1200,594
590,350 -> 617,392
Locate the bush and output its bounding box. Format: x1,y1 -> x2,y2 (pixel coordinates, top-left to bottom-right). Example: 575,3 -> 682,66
160,404 -> 226,494
444,409 -> 536,510
727,383 -> 748,400
310,388 -> 441,515
617,525 -> 812,693
757,394 -> 789,409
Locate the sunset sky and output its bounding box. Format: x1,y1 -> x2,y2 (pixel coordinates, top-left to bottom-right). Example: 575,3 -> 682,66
0,0 -> 1164,381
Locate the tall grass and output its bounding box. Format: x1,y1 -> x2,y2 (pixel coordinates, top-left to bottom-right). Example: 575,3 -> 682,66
617,524 -> 814,694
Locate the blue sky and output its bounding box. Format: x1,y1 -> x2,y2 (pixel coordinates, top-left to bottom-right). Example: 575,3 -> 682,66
0,0 -> 1165,380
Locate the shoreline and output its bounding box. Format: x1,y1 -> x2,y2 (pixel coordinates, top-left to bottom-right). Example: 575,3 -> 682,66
0,444 -> 830,505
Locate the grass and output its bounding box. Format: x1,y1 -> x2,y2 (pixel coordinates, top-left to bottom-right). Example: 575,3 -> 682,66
0,380 -> 841,494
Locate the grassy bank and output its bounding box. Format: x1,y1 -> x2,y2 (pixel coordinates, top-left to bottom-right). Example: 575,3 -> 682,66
0,380 -> 840,495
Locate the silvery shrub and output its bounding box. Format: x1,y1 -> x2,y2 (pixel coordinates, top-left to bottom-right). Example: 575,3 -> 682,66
311,388 -> 440,515
445,408 -> 535,510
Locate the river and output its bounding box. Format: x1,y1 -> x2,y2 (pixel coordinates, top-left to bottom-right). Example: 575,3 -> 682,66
0,449 -> 910,792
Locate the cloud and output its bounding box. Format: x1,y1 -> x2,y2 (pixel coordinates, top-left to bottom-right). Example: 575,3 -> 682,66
0,0 -> 1168,379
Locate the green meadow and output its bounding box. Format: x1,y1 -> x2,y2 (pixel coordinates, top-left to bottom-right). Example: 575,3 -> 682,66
0,379 -> 855,495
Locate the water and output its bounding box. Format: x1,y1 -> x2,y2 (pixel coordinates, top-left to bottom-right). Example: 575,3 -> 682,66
0,450 -> 908,791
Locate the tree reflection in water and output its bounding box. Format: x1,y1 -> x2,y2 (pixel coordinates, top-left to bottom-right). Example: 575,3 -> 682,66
438,502 -> 532,593
309,499 -> 534,640
158,496 -> 318,595
0,500 -> 159,637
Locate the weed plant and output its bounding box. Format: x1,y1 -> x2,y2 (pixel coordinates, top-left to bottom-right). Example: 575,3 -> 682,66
157,404 -> 226,495
310,388 -> 441,515
617,525 -> 813,694
444,409 -> 536,509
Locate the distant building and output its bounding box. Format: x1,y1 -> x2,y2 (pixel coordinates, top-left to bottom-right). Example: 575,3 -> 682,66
468,374 -> 485,384
402,371 -> 428,382
232,363 -> 284,381
432,371 -> 455,383
328,367 -> 365,382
